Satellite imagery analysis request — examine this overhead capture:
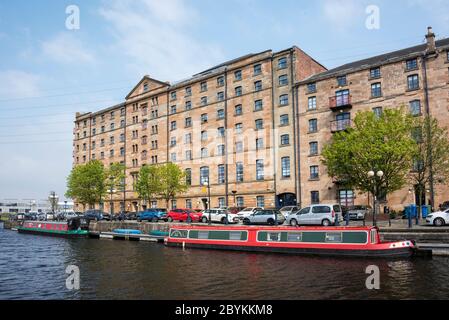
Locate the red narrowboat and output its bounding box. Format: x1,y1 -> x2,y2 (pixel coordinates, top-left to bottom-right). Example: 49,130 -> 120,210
17,218 -> 89,238
165,225 -> 417,258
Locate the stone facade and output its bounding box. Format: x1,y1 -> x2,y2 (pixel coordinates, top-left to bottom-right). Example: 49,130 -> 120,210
296,28 -> 449,211
73,47 -> 326,213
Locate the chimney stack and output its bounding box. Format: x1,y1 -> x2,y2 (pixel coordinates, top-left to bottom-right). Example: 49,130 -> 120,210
425,26 -> 436,53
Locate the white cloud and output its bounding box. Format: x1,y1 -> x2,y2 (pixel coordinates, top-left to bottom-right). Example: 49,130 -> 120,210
41,32 -> 95,64
0,70 -> 42,99
322,0 -> 364,30
98,0 -> 225,81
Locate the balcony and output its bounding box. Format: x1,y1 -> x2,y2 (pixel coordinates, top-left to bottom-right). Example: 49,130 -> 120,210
329,94 -> 352,111
330,119 -> 352,133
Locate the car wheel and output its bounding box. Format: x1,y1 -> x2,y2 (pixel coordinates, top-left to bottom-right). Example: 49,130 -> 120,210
167,217 -> 173,223
221,217 -> 228,224
202,217 -> 208,223
243,218 -> 250,225
267,218 -> 275,225
434,218 -> 445,227
322,219 -> 331,227
290,219 -> 298,227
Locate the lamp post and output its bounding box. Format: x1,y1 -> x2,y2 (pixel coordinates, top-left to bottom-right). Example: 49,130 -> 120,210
204,180 -> 211,225
368,170 -> 384,227
48,192 -> 58,214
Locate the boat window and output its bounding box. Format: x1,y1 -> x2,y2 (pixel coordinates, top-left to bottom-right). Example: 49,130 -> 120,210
287,232 -> 302,242
267,233 -> 281,242
198,231 -> 209,239
371,230 -> 377,244
170,229 -> 188,238
229,231 -> 242,241
325,232 -> 342,243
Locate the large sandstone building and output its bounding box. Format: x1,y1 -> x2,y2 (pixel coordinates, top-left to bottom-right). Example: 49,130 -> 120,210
73,28 -> 449,213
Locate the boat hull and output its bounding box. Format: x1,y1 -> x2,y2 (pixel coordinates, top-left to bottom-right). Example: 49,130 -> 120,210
17,227 -> 88,238
166,242 -> 415,259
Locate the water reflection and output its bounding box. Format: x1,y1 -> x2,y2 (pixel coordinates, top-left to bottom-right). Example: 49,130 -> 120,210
1,228 -> 449,300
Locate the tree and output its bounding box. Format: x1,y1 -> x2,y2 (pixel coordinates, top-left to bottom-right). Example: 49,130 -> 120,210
409,116 -> 449,215
158,163 -> 189,209
135,165 -> 162,208
322,108 -> 417,210
106,162 -> 126,193
65,160 -> 108,209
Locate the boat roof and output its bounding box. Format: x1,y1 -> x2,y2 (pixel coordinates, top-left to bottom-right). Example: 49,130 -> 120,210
168,225 -> 376,232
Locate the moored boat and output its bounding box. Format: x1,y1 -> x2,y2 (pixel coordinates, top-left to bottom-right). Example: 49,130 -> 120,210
17,217 -> 89,238
165,225 -> 417,258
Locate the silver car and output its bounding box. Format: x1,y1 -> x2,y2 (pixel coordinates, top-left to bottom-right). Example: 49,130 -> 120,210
279,206 -> 300,219
426,209 -> 449,227
346,205 -> 372,221
243,209 -> 285,225
286,204 -> 343,226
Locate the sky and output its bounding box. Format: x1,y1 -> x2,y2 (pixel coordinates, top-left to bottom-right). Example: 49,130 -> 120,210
0,0 -> 448,201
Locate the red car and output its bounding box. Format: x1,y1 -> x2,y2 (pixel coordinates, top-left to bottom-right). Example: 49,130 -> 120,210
167,209 -> 202,222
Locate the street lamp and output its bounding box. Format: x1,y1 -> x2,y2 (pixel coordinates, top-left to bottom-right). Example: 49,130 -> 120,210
204,180 -> 211,225
368,170 -> 384,227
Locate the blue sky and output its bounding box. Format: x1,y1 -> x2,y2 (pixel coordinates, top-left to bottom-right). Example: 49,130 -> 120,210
0,0 -> 448,200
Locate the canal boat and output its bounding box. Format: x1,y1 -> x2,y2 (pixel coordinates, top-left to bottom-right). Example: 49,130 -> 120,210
165,225 -> 417,258
17,217 -> 89,238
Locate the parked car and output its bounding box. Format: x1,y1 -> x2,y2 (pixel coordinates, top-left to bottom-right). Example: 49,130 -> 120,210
84,210 -> 109,221
45,212 -> 55,221
439,201 -> 449,211
236,207 -> 264,220
242,209 -> 285,226
137,209 -> 168,222
345,205 -> 372,221
166,209 -> 202,223
201,209 -> 239,224
286,204 -> 344,226
426,209 -> 449,227
112,212 -> 128,221
279,206 -> 300,218
219,206 -> 246,214
56,211 -> 79,221
25,212 -> 38,221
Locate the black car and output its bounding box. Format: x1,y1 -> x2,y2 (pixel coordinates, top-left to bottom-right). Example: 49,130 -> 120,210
112,212 -> 128,221
84,210 -> 109,221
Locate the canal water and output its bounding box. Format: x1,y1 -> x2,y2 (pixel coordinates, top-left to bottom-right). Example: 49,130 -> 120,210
1,226 -> 449,300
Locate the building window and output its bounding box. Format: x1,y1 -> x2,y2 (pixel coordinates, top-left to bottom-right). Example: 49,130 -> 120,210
310,142 -> 318,156
254,99 -> 263,111
281,134 -> 290,146
201,148 -> 208,158
217,109 -> 225,120
200,166 -> 209,185
256,138 -> 264,150
120,120 -> 125,128
255,119 -> 264,130
339,190 -> 355,208
235,104 -> 243,116
254,80 -> 263,92
279,94 -> 289,106
170,121 -> 177,131
185,133 -> 192,144
217,91 -> 225,101
236,196 -> 244,207
234,70 -> 242,81
110,136 -> 115,145
201,96 -> 208,106
373,107 -> 383,118
185,101 -> 192,110
185,150 -> 192,160
185,169 -> 192,186
254,64 -> 262,75
307,83 -> 316,93
281,157 -> 291,178
143,83 -> 149,92
235,141 -> 243,153
279,75 -> 288,86
235,123 -> 243,134
170,105 -> 177,114
171,200 -> 177,209
201,113 -> 208,123
309,119 -> 318,133
406,58 -> 418,71
256,160 -> 264,181
410,100 -> 422,116
337,75 -> 347,86
278,57 -> 287,69
370,67 -> 381,79
308,96 -> 317,110
256,196 -> 265,208
170,91 -> 177,100
92,128 -> 96,135
120,147 -> 125,156
217,144 -> 225,156
218,127 -> 225,137
408,74 -> 420,91
185,117 -> 192,128
201,130 -> 207,141
185,87 -> 192,97
218,197 -> 226,208
218,165 -> 225,184
280,114 -> 289,126
170,137 -> 176,147
236,162 -> 244,182
186,199 -> 192,209
235,86 -> 242,96
371,83 -> 382,98
310,166 -> 319,180
200,81 -> 207,92
171,153 -> 177,162
217,76 -> 225,87
311,191 -> 320,204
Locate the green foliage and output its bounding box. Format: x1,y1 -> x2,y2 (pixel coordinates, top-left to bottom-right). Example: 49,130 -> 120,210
65,160 -> 108,207
135,165 -> 161,203
107,162 -> 126,192
158,163 -> 189,208
322,108 -> 417,198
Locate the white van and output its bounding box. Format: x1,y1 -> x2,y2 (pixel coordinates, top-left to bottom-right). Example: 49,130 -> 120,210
286,204 -> 344,226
